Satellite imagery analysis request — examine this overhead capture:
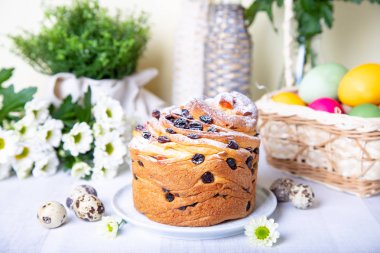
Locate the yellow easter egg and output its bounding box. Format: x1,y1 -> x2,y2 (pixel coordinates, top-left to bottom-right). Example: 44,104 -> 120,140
272,92 -> 306,106
338,63 -> 380,106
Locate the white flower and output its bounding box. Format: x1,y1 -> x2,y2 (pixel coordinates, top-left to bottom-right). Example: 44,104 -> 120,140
32,152 -> 59,177
98,216 -> 125,239
92,122 -> 110,138
25,99 -> 50,123
93,164 -> 118,179
0,129 -> 19,164
71,161 -> 92,179
14,115 -> 37,140
93,96 -> 125,130
0,94 -> 4,110
62,122 -> 93,156
245,216 -> 280,247
94,132 -> 126,168
38,118 -> 64,147
12,141 -> 37,179
0,163 -> 12,180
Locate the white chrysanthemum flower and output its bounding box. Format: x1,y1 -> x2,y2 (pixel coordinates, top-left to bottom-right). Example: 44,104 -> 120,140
94,132 -> 126,168
92,122 -> 110,138
0,129 -> 19,164
93,164 -> 118,179
25,99 -> 50,123
62,122 -> 93,156
93,96 -> 125,130
71,161 -> 92,179
14,115 -> 37,140
0,163 -> 12,180
245,216 -> 280,247
0,94 -> 4,110
98,216 -> 125,239
12,141 -> 37,179
38,118 -> 64,147
32,152 -> 59,177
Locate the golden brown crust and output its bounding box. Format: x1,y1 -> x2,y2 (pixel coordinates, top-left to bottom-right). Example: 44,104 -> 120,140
129,92 -> 260,227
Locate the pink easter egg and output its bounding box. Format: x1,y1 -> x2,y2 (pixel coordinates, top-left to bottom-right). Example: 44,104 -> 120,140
308,97 -> 345,114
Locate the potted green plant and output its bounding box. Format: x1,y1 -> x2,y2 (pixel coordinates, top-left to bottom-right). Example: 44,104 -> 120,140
10,0 -> 165,120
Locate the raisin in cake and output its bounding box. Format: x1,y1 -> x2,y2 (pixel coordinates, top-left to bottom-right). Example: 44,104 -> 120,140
128,91 -> 260,227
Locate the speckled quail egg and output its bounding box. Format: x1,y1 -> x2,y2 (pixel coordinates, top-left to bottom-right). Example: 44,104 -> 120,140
37,201 -> 67,229
289,184 -> 315,209
73,194 -> 105,221
270,178 -> 295,202
66,185 -> 97,209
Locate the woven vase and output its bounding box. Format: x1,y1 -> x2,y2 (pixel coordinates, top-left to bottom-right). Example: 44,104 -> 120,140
204,3 -> 252,97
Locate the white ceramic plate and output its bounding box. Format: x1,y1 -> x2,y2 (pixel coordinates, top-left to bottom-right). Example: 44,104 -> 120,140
112,184 -> 277,240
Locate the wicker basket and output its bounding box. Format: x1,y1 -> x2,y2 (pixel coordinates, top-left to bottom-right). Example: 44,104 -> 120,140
256,89 -> 380,197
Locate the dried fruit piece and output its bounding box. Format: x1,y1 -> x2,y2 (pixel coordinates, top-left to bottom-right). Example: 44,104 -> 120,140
201,172 -> 214,184
189,121 -> 203,131
199,115 -> 213,124
135,124 -> 144,131
165,115 -> 175,122
174,118 -> 189,129
227,140 -> 239,149
246,201 -> 251,211
138,161 -> 144,167
192,154 -> 205,164
207,126 -> 218,132
142,131 -> 151,139
157,136 -> 171,143
187,133 -> 200,139
226,158 -> 237,170
165,193 -> 175,202
151,109 -> 160,119
246,156 -> 253,168
166,128 -> 176,134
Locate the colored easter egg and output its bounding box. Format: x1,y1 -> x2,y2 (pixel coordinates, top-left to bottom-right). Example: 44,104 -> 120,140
272,92 -> 306,106
338,63 -> 380,106
299,63 -> 348,103
348,104 -> 380,118
308,97 -> 344,114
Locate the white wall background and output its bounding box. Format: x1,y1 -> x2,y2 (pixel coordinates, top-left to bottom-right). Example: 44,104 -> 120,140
0,0 -> 379,101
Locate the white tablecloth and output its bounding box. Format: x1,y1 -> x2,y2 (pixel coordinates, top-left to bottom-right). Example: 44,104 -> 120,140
1,151 -> 380,253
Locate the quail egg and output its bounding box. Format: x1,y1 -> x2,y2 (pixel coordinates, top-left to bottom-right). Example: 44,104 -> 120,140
289,184 -> 315,209
73,194 -> 105,221
270,178 -> 295,202
37,201 -> 67,229
66,185 -> 97,209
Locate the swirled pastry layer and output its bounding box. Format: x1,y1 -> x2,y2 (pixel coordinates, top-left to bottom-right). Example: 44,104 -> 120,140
129,92 -> 260,227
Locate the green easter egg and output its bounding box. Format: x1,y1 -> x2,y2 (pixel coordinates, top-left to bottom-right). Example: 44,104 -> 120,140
348,103 -> 380,118
299,63 -> 348,103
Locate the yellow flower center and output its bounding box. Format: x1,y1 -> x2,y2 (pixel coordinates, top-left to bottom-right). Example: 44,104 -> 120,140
106,108 -> 112,118
107,223 -> 113,232
73,133 -> 82,144
0,138 -> 5,150
20,126 -> 27,135
41,164 -> 48,172
255,226 -> 270,240
105,143 -> 114,155
16,147 -> 29,160
46,130 -> 52,140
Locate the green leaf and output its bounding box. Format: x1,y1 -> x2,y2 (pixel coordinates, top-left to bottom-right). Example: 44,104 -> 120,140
0,68 -> 14,86
76,88 -> 92,123
0,84 -> 37,122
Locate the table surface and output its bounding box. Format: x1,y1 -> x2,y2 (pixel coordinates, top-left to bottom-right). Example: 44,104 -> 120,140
1,150 -> 380,253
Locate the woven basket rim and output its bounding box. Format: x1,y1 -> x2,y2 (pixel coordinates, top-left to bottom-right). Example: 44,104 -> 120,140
256,88 -> 380,132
